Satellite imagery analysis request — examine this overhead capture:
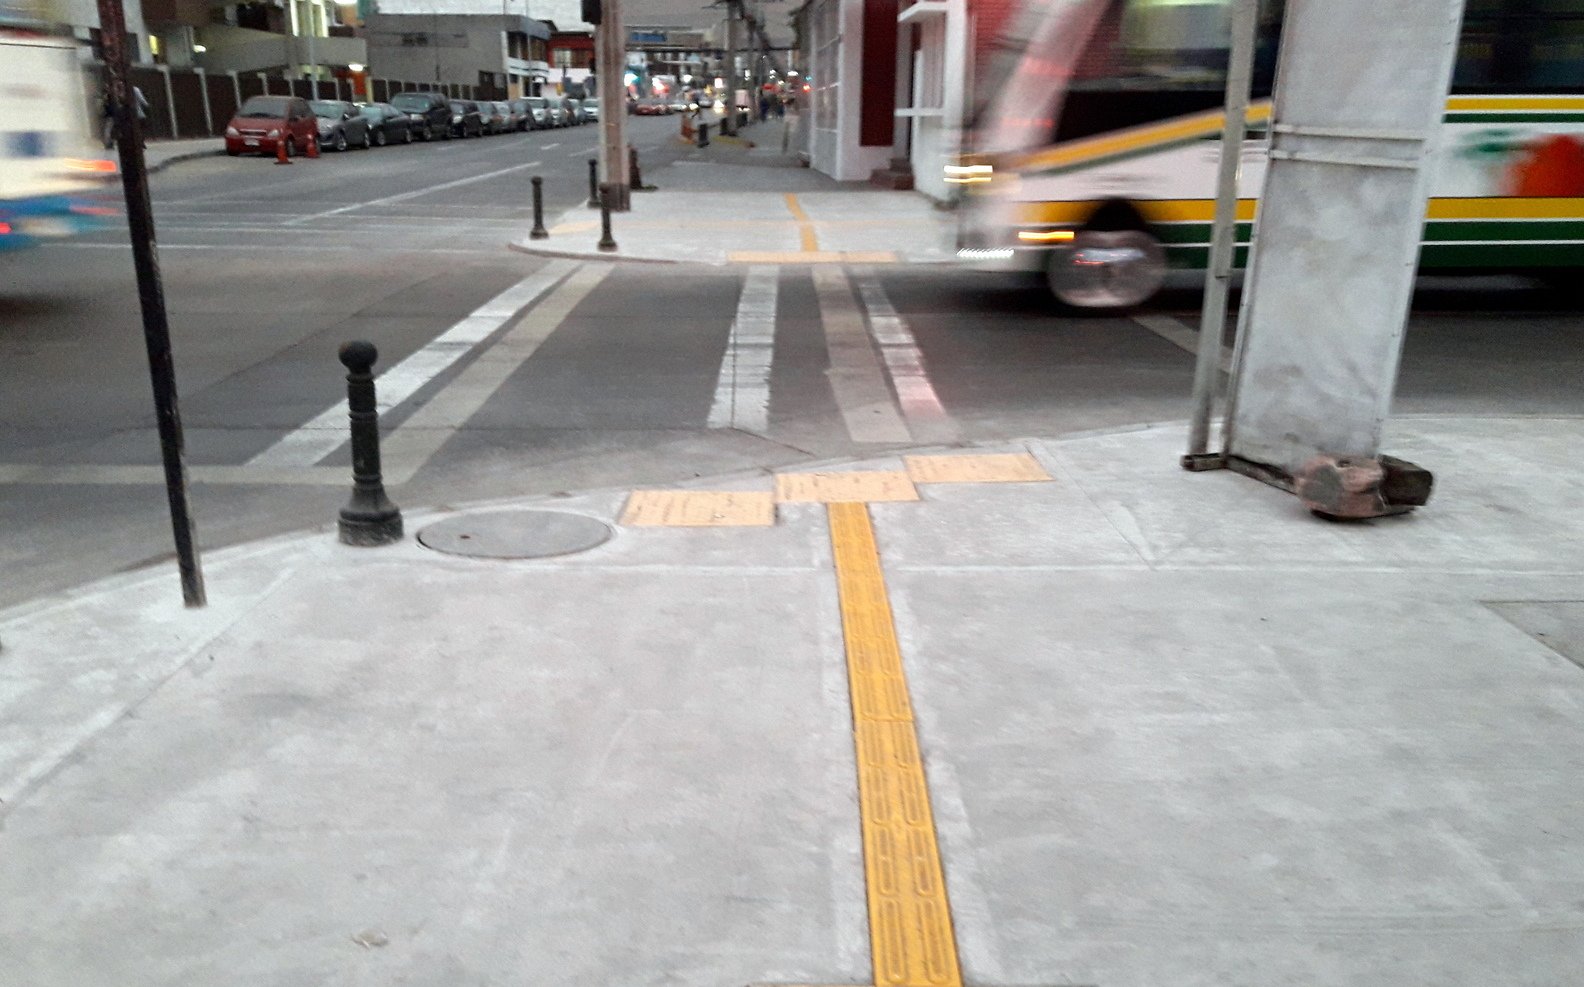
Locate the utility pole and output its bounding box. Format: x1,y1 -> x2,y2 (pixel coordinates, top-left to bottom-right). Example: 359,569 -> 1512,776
595,0 -> 630,209
722,0 -> 737,135
95,0 -> 207,608
307,0 -> 319,99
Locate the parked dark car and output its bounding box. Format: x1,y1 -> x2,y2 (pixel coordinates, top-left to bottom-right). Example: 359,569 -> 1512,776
357,102 -> 412,146
581,97 -> 601,123
482,100 -> 509,134
449,100 -> 485,138
223,94 -> 317,157
389,90 -> 452,141
310,99 -> 370,151
521,96 -> 550,130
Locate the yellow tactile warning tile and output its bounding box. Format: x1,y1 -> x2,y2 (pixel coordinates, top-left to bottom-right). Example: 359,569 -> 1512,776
619,490 -> 776,527
775,471 -> 920,504
828,502 -> 962,987
904,453 -> 1052,485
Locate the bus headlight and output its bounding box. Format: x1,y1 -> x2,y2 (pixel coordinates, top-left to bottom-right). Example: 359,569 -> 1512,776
945,163 -> 993,184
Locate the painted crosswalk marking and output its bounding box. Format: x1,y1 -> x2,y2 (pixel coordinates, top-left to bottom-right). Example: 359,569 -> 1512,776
707,265 -> 780,434
246,260 -> 577,468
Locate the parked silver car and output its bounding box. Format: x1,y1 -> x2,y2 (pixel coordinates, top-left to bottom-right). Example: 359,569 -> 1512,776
520,96 -> 550,129
309,99 -> 370,151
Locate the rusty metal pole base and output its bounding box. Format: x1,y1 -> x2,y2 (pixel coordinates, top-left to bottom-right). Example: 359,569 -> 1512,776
1180,453 -> 1228,472
1295,453 -> 1434,521
339,512 -> 405,546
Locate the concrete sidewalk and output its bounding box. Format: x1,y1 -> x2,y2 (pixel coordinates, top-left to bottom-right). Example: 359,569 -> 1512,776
513,123 -> 957,266
3,416 -> 1583,986
126,136 -> 222,174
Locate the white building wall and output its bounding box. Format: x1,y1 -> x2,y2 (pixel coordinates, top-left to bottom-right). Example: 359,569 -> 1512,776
63,0 -> 152,62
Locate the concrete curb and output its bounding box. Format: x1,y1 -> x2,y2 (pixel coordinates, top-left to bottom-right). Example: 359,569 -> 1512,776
506,239 -> 683,264
143,146 -> 223,175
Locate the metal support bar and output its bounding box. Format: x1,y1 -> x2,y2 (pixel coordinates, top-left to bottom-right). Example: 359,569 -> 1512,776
1267,149 -> 1421,170
1271,123 -> 1427,142
1185,0 -> 1257,463
530,175 -> 548,239
597,183 -> 618,252
158,65 -> 178,139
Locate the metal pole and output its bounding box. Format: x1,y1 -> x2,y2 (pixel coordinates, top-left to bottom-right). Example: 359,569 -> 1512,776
530,175 -> 548,238
1184,0 -> 1257,466
722,1 -> 737,136
96,0 -> 206,607
159,65 -> 178,139
307,0 -> 319,100
195,67 -> 213,135
596,0 -> 630,210
337,342 -> 403,546
587,156 -> 600,207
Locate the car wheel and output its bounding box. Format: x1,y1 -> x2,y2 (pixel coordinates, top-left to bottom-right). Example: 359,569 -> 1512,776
361,129 -> 372,150
375,128 -> 387,147
1046,228 -> 1167,310
284,137 -> 297,158
333,131 -> 348,152
226,148 -> 240,157
443,127 -> 453,140
403,128 -> 413,144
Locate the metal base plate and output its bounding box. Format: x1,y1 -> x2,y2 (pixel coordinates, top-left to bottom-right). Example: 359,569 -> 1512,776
416,509 -> 612,560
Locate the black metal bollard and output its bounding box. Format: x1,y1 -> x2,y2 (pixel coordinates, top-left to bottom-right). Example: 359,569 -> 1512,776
629,144 -> 655,192
337,341 -> 403,547
697,121 -> 709,148
597,183 -> 617,253
530,175 -> 548,239
586,157 -> 600,208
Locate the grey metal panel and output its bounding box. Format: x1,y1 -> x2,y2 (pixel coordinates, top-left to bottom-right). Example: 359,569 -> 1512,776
1223,0 -> 1467,476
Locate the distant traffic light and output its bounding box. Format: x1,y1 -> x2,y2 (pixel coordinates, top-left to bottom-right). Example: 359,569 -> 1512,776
582,0 -> 600,25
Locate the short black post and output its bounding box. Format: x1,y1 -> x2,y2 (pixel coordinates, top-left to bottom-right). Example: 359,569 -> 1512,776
629,144 -> 655,192
586,157 -> 600,208
337,341 -> 403,546
597,183 -> 617,253
697,121 -> 710,148
530,175 -> 548,239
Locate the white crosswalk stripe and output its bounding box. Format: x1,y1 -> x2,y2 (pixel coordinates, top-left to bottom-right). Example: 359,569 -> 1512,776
707,265 -> 780,434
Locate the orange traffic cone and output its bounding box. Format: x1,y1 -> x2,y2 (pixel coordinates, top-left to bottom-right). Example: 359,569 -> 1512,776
275,137 -> 291,165
306,133 -> 319,159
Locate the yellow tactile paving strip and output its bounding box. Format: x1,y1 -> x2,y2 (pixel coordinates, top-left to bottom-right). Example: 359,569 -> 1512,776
775,471 -> 920,504
828,502 -> 963,987
786,193 -> 821,252
619,490 -> 777,527
905,453 -> 1052,485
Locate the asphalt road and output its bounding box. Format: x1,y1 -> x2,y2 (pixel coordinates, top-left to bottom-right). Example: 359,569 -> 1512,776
3,114 -> 1581,608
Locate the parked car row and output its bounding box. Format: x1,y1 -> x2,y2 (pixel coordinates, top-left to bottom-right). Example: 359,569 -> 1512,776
223,91 -> 598,157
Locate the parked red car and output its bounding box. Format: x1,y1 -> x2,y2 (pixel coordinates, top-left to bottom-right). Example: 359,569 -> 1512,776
224,95 -> 318,157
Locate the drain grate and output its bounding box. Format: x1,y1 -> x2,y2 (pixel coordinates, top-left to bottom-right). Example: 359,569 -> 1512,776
416,509 -> 612,560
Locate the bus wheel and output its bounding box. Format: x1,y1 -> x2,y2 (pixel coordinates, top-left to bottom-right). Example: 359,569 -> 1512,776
1046,229 -> 1167,310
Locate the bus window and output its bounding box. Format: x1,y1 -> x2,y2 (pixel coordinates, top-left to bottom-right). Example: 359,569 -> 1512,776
1054,0 -> 1284,144
1453,0 -> 1584,93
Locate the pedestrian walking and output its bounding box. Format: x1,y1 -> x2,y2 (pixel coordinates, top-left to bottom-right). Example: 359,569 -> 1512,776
758,93 -> 769,123
774,93 -> 785,119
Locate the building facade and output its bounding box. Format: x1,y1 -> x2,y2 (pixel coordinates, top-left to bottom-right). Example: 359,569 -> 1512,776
364,12 -> 549,97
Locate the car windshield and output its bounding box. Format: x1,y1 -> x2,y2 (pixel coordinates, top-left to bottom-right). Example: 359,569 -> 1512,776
527,98 -> 546,108
308,101 -> 343,119
450,102 -> 468,112
358,105 -> 381,117
390,94 -> 429,111
237,96 -> 291,118
584,99 -> 599,107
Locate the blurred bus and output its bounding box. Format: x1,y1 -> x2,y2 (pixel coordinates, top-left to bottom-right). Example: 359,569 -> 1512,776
1,0 -> 117,253
957,0 -> 1584,308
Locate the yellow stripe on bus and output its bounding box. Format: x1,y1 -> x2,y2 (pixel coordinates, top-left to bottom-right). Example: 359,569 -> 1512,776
1446,96 -> 1584,111
1007,103 -> 1273,173
1013,197 -> 1584,227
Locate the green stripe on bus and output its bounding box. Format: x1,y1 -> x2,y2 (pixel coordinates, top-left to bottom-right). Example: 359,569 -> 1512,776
1445,112 -> 1584,123
1422,220 -> 1584,241
1419,242 -> 1584,267
1166,242 -> 1584,270
1154,223 -> 1253,245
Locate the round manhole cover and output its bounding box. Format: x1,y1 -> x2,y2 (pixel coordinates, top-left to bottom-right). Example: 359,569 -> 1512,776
416,509 -> 613,560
